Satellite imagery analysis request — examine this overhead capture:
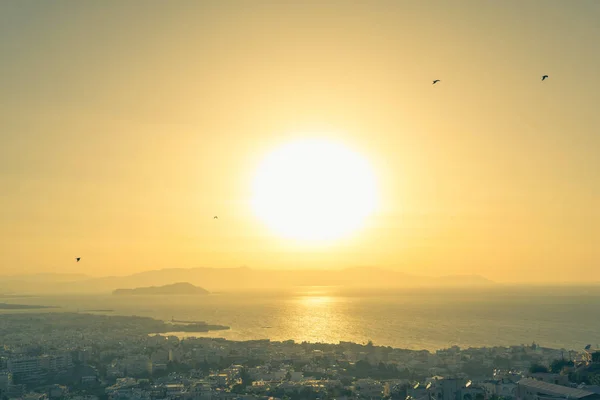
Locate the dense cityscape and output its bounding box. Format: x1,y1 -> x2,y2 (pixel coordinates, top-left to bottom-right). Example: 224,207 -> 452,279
1,313 -> 600,400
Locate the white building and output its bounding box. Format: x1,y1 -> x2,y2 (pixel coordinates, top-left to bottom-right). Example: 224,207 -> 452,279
435,378 -> 468,400
7,354 -> 73,378
355,379 -> 384,398
7,357 -> 41,377
289,371 -> 303,382
40,354 -> 73,372
0,370 -> 12,390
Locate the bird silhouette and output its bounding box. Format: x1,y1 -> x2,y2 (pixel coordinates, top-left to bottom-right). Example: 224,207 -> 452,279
542,75 -> 549,81
432,79 -> 440,85
76,257 -> 81,262
213,216 -> 218,219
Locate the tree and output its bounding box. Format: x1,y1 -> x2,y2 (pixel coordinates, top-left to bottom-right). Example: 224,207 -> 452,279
550,359 -> 574,373
494,356 -> 512,370
589,374 -> 600,386
340,377 -> 353,387
240,368 -> 253,387
231,384 -> 245,394
463,360 -> 493,377
529,364 -> 549,373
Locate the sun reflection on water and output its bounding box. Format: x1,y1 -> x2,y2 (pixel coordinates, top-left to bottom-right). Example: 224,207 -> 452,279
300,296 -> 332,305
281,294 -> 353,343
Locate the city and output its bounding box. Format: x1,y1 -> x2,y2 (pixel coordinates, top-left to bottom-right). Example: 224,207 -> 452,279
1,313 -> 599,400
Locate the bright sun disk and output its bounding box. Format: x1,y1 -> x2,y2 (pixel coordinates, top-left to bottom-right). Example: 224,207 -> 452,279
251,138 -> 378,242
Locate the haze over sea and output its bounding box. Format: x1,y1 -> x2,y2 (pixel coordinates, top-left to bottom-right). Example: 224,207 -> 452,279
3,286 -> 599,352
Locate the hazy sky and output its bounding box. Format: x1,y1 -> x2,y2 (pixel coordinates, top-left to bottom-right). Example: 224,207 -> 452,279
1,1 -> 599,282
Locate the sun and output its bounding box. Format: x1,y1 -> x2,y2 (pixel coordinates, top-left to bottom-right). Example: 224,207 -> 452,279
251,138 -> 378,242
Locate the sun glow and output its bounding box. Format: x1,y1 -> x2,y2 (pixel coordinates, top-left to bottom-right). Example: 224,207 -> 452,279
251,138 -> 378,242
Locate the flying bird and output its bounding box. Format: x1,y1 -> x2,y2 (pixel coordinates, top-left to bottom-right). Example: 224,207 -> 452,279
466,380 -> 472,388
76,257 -> 81,262
585,344 -> 592,351
432,80 -> 440,85
542,75 -> 549,81
213,216 -> 218,219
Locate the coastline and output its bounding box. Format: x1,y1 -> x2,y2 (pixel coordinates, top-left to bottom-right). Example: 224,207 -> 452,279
0,302 -> 57,309
1,289 -> 599,352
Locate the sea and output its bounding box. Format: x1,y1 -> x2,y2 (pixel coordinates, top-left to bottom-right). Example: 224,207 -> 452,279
2,286 -> 600,352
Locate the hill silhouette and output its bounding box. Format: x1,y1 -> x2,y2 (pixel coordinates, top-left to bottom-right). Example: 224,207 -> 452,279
112,282 -> 209,296
0,267 -> 494,294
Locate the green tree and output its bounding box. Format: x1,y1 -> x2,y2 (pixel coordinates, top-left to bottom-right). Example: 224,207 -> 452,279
529,364 -> 549,373
589,374 -> 600,386
231,384 -> 245,394
550,359 -> 574,373
240,368 -> 253,386
494,356 -> 512,370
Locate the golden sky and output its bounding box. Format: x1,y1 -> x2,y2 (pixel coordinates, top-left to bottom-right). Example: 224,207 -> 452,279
1,1 -> 599,282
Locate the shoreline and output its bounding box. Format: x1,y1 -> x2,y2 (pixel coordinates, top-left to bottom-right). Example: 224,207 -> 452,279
0,311 -> 590,354
152,332 -> 588,354
0,303 -> 57,310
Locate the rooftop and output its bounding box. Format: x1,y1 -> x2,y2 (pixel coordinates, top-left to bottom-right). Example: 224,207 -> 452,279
518,379 -> 597,399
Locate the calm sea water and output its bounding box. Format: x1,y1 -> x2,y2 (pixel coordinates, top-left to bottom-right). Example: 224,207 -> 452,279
2,286 -> 600,351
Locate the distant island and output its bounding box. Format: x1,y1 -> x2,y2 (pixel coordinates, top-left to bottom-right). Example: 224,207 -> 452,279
113,282 -> 210,296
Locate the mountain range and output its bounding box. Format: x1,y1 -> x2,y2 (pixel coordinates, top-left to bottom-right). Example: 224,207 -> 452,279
0,267 -> 494,295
